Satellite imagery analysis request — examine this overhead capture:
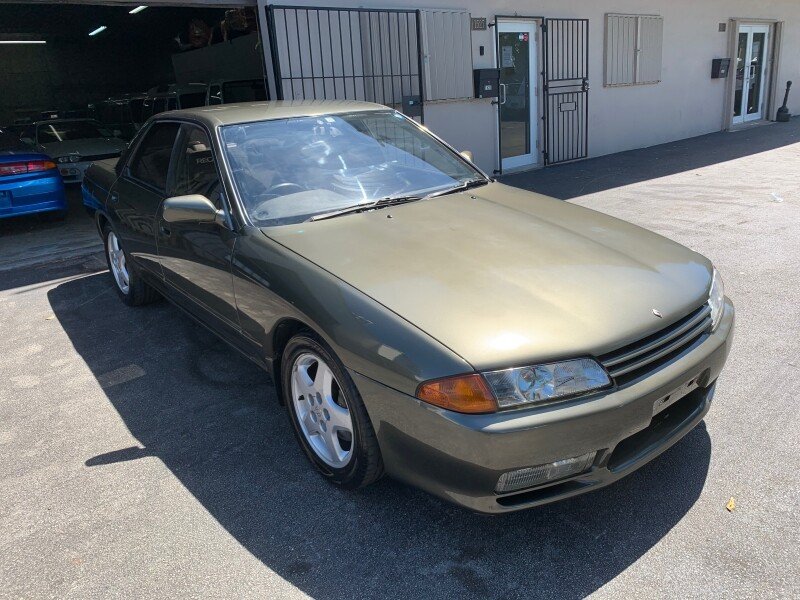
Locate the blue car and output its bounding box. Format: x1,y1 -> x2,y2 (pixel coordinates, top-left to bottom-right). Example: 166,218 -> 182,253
0,131 -> 67,220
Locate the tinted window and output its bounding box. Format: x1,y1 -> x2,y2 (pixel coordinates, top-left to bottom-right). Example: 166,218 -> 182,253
36,120 -> 112,143
141,99 -> 153,120
222,80 -> 268,103
129,98 -> 145,123
208,85 -> 222,105
128,122 -> 180,190
172,126 -> 221,205
153,97 -> 168,114
179,92 -> 207,109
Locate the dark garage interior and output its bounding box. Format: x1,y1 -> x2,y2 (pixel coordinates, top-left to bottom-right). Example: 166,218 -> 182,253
0,1 -> 266,236
0,3 -> 265,128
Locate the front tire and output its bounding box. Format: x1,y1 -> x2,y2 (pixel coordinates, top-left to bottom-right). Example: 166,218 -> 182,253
282,334 -> 383,489
102,223 -> 160,306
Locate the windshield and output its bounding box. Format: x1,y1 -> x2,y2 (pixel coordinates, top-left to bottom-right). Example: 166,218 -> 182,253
221,110 -> 482,226
36,120 -> 112,143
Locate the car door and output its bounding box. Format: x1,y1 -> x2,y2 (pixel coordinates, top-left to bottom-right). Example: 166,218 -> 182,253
156,123 -> 241,336
111,121 -> 181,277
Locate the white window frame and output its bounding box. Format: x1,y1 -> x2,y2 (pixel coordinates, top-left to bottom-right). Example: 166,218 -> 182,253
604,13 -> 663,87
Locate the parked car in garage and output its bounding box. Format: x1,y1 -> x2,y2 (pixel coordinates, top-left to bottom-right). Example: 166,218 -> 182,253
0,130 -> 67,220
84,101 -> 734,514
206,78 -> 268,105
93,94 -> 147,141
140,83 -> 208,121
20,118 -> 127,184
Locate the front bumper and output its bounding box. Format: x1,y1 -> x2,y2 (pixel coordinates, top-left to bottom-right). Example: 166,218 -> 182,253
351,299 -> 734,514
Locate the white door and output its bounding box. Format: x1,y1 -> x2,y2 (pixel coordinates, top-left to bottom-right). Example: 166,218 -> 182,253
733,25 -> 770,124
497,21 -> 539,170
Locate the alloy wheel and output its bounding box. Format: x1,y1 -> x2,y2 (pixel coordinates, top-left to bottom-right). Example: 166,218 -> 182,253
290,352 -> 354,468
107,230 -> 130,294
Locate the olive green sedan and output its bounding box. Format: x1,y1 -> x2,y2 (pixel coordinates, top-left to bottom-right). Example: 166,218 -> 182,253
83,101 -> 734,513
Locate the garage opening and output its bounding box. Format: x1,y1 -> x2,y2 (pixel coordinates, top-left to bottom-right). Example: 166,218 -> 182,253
0,2 -> 266,176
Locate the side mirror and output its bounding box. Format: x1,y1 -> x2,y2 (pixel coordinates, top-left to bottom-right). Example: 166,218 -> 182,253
163,195 -> 225,226
460,150 -> 474,162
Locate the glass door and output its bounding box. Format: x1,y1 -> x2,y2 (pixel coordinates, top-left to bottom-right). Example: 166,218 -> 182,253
498,21 -> 538,170
733,25 -> 770,124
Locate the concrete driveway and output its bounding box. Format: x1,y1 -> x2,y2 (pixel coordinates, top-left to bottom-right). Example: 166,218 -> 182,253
1,122 -> 799,599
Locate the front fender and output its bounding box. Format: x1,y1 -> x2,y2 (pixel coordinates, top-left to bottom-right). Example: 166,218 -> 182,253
231,229 -> 472,396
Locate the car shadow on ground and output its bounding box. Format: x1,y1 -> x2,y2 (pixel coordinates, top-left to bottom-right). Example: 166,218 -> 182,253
48,272 -> 711,600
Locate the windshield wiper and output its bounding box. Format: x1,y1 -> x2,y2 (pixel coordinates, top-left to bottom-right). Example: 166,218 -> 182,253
308,194 -> 422,222
425,177 -> 490,199
308,178 -> 489,222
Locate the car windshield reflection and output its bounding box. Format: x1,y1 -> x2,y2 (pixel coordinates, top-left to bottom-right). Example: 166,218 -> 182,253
221,110 -> 482,226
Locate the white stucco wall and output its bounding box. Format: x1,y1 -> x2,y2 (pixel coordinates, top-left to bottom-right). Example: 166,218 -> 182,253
259,0 -> 800,173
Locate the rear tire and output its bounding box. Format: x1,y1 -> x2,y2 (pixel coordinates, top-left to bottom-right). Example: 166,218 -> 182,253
281,333 -> 384,489
102,223 -> 160,306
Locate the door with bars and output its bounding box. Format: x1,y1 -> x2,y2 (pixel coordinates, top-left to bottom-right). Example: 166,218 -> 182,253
266,5 -> 425,120
542,18 -> 589,165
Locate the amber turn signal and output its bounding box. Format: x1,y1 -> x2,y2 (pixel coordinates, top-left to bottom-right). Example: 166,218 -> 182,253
416,374 -> 498,414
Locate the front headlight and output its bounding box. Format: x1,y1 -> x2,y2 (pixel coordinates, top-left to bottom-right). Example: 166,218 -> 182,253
416,358 -> 611,414
56,155 -> 81,164
57,156 -> 69,163
483,359 -> 611,408
708,268 -> 725,331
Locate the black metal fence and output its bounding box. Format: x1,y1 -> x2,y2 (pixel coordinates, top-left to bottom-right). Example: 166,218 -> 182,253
266,5 -> 425,120
543,18 -> 589,165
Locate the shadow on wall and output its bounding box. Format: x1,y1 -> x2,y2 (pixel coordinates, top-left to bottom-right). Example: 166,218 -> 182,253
503,118 -> 800,200
48,272 -> 711,600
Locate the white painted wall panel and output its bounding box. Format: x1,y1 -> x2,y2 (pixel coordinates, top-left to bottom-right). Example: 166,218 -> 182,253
605,14 -> 663,86
420,9 -> 473,101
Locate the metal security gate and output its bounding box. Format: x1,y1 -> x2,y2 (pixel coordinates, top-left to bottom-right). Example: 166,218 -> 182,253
542,18 -> 589,164
265,5 -> 425,120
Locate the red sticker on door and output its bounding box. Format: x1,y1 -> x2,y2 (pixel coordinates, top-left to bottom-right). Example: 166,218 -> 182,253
519,33 -> 529,42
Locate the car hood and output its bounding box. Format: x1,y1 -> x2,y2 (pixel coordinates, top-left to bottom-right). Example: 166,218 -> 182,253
264,183 -> 713,370
40,138 -> 126,158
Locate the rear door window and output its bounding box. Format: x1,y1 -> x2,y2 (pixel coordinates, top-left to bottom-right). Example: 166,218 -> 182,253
128,122 -> 180,190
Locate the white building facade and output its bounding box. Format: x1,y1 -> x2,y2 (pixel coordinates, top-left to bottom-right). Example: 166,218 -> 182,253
255,0 -> 800,174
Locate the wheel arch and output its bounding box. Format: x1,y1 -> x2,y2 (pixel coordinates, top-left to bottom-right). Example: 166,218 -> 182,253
95,210 -> 111,237
269,317 -> 317,405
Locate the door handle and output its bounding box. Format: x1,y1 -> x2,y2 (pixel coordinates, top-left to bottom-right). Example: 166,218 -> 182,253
160,224 -> 171,237
499,83 -> 507,105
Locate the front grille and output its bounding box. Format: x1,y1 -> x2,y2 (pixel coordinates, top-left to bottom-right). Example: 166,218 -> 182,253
599,304 -> 711,384
81,152 -> 120,162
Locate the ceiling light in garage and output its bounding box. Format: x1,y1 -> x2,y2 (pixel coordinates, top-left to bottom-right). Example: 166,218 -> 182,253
0,40 -> 46,44
129,6 -> 148,14
88,26 -> 107,37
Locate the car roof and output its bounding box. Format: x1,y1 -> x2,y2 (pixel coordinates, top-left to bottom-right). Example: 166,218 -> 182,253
158,100 -> 389,128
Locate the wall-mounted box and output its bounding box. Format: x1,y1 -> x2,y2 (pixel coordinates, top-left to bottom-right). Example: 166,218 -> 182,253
711,58 -> 731,79
473,68 -> 500,99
